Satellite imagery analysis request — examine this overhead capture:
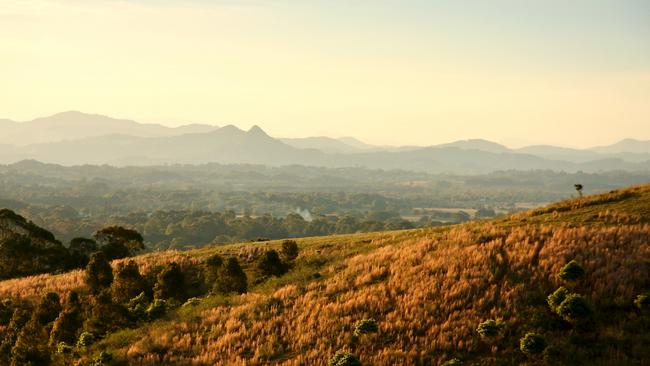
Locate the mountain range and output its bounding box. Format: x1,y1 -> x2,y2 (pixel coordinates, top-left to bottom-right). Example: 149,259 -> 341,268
1,111 -> 649,173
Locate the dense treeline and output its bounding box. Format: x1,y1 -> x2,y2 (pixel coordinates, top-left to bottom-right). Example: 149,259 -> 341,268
0,209 -> 144,280
0,238 -> 298,365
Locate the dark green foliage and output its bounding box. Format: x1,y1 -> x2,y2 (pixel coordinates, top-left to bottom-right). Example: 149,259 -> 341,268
85,252 -> 114,294
0,298 -> 13,325
328,350 -> 361,366
49,291 -> 83,346
441,359 -> 463,366
10,316 -> 52,366
94,226 -> 144,260
84,290 -> 129,336
146,299 -> 167,319
0,209 -> 56,241
520,332 -> 547,355
153,262 -> 187,302
77,332 -> 95,347
547,286 -> 569,311
353,318 -> 379,336
634,292 -> 650,311
558,260 -> 585,282
281,240 -> 299,261
127,292 -> 149,321
257,250 -> 287,277
112,260 -> 147,304
0,307 -> 31,363
34,292 -> 61,325
214,257 -> 247,294
68,237 -> 98,268
91,350 -> 113,365
476,319 -> 504,338
556,294 -> 593,323
55,342 -> 73,354
0,232 -> 69,280
204,253 -> 223,287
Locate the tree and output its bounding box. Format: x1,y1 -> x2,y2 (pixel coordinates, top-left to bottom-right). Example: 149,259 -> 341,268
112,260 -> 146,304
556,294 -> 592,323
476,319 -> 504,338
153,262 -> 186,302
354,318 -> 379,337
203,253 -> 224,286
574,184 -> 583,197
0,306 -> 31,363
520,333 -> 547,355
85,252 -> 114,294
214,257 -> 247,294
257,250 -> 287,277
547,286 -> 569,311
68,237 -> 98,268
94,226 -> 145,260
34,292 -> 61,326
280,240 -> 299,261
10,293 -> 60,366
84,290 -> 129,336
328,350 -> 361,366
49,291 -> 83,346
558,260 -> 585,282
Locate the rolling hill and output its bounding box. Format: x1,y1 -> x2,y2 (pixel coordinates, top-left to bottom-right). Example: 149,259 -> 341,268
0,183 -> 648,365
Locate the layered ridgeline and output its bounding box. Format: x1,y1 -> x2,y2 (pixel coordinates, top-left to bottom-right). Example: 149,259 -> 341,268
0,185 -> 649,365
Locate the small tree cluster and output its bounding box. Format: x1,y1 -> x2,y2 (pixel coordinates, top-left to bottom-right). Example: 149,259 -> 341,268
353,318 -> 379,337
212,257 -> 248,294
328,350 -> 361,366
476,319 -> 504,338
558,260 -> 585,283
520,332 -> 547,356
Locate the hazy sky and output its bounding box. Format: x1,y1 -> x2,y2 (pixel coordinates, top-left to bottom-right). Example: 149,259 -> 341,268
1,0 -> 648,147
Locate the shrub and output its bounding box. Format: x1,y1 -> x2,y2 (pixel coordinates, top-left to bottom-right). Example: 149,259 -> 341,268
634,292 -> 650,311
153,262 -> 186,302
77,332 -> 95,347
50,291 -> 83,346
547,286 -> 569,311
442,359 -> 463,366
182,297 -> 201,307
112,260 -> 147,304
34,292 -> 61,325
127,292 -> 149,321
85,252 -> 114,294
328,350 -> 361,366
281,240 -> 299,261
520,333 -> 547,355
146,299 -> 167,319
204,253 -> 224,286
257,250 -> 287,277
557,294 -> 592,323
558,260 -> 585,282
353,318 -> 379,336
56,342 -> 73,354
214,257 -> 248,294
476,319 -> 504,338
92,351 -> 113,365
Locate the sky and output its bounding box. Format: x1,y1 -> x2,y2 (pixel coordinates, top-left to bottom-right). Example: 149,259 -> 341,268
1,0 -> 648,148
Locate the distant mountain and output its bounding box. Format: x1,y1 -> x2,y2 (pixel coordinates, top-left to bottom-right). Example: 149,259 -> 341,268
436,139 -> 510,153
0,111 -> 219,145
280,136 -> 363,153
1,111 -> 649,173
590,138 -> 650,154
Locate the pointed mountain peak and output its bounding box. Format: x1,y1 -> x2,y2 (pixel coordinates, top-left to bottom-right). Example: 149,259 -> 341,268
247,125 -> 268,137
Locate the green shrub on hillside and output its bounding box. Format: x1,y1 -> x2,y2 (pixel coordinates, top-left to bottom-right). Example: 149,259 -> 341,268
557,294 -> 592,323
354,318 -> 379,336
441,359 -> 463,366
257,250 -> 288,277
476,319 -> 504,338
77,332 -> 95,347
558,260 -> 585,282
547,286 -> 569,311
520,333 -> 547,355
328,350 -> 361,366
281,240 -> 299,261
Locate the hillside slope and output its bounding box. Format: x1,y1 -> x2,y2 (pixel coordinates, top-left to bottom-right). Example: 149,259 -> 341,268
1,184 -> 649,365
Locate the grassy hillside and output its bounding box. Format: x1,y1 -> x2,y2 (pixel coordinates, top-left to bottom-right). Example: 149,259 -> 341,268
1,184 -> 650,365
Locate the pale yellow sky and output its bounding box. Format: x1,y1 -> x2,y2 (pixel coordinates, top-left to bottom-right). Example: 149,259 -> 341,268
1,0 -> 649,147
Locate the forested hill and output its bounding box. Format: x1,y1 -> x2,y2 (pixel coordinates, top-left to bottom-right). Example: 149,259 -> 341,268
0,184 -> 648,365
